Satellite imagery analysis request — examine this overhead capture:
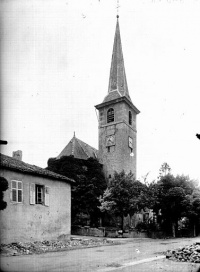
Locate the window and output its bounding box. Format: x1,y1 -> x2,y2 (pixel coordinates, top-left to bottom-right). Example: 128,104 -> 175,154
11,180 -> 23,203
30,183 -> 50,206
129,111 -> 132,125
107,108 -> 114,123
36,185 -> 44,204
107,146 -> 110,153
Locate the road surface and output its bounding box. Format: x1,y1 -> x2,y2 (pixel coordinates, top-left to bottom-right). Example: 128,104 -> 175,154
1,237 -> 200,272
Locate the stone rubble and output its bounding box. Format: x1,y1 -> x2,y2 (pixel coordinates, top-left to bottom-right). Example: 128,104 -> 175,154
166,242 -> 200,263
0,238 -> 114,256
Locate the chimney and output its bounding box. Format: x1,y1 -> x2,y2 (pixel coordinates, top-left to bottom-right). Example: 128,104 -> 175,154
12,150 -> 22,161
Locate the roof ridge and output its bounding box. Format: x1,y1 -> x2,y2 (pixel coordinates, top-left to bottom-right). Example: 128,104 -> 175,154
56,136 -> 98,160
0,153 -> 74,183
74,136 -> 98,152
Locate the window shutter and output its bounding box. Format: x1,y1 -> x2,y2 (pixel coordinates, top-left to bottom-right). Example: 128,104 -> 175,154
10,181 -> 13,201
44,186 -> 50,206
18,181 -> 23,203
30,183 -> 35,205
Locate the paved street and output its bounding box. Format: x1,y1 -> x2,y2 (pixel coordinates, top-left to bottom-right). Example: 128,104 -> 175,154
1,237 -> 200,272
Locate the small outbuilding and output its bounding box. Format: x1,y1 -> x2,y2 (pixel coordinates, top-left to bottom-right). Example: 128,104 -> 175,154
0,153 -> 74,244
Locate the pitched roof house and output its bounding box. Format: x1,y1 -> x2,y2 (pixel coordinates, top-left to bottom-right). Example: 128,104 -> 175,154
0,153 -> 74,244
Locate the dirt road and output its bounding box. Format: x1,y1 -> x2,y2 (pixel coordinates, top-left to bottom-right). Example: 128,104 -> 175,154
1,237 -> 200,272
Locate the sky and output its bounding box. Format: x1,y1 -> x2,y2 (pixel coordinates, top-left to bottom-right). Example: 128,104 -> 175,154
1,0 -> 200,184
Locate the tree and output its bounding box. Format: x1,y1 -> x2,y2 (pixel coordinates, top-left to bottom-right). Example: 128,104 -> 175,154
152,173 -> 200,237
99,171 -> 149,230
0,176 -> 9,210
182,189 -> 200,236
47,156 -> 107,226
158,162 -> 171,179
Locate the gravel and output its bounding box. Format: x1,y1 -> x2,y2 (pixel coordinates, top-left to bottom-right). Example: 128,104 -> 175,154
166,242 -> 200,263
0,238 -> 114,256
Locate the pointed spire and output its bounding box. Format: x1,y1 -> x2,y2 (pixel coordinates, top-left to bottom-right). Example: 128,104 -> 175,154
104,16 -> 132,103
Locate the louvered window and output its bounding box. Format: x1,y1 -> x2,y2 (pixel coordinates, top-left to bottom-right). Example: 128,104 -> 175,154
129,111 -> 132,125
11,180 -> 23,203
107,108 -> 114,123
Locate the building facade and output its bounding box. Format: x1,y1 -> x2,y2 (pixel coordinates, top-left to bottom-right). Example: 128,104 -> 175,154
0,153 -> 74,244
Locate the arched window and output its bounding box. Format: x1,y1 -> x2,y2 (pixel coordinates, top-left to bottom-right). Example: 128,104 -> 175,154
129,111 -> 132,125
107,108 -> 114,123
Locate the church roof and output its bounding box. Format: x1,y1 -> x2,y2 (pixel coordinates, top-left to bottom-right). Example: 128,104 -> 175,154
57,134 -> 98,161
103,16 -> 132,103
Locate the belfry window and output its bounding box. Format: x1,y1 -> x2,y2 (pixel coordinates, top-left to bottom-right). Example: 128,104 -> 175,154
129,111 -> 132,126
107,108 -> 114,123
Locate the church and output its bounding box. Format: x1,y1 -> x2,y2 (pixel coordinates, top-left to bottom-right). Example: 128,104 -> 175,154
56,16 -> 140,179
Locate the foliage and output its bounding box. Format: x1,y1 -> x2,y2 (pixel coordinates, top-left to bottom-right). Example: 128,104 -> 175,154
0,176 -> 9,210
135,221 -> 148,231
47,156 -> 107,226
158,162 -> 171,179
99,171 -> 150,229
151,172 -> 200,236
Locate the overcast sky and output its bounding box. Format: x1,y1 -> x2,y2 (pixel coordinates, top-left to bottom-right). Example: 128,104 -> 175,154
1,0 -> 200,183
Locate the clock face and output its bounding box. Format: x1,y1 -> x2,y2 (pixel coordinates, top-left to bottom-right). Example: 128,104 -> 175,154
106,135 -> 115,147
128,137 -> 133,148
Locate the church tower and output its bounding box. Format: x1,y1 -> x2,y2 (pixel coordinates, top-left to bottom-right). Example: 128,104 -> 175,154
95,16 -> 140,179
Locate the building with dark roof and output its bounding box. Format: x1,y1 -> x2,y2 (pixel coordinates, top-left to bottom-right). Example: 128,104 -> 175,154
57,16 -> 139,179
0,153 -> 74,244
57,133 -> 98,161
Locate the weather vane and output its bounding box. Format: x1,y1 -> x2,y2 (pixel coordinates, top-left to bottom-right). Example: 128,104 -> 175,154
116,0 -> 120,17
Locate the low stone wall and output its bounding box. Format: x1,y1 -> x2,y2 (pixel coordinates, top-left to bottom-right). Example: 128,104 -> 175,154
71,226 -> 105,237
123,230 -> 148,238
72,226 -> 149,238
105,229 -> 120,238
72,226 -> 171,239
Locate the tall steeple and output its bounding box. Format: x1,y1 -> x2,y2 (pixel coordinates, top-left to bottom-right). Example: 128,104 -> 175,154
95,16 -> 140,179
103,16 -> 132,103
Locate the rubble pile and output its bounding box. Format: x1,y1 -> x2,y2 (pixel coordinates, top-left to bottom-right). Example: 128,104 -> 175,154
166,242 -> 200,263
0,238 -> 113,256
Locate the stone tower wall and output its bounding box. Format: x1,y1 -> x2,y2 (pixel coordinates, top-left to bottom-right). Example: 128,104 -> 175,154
98,100 -> 137,178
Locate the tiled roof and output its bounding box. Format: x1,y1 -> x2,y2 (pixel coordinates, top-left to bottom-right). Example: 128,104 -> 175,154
0,153 -> 74,183
57,135 -> 98,161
